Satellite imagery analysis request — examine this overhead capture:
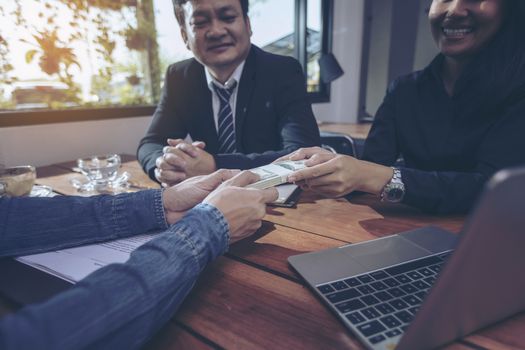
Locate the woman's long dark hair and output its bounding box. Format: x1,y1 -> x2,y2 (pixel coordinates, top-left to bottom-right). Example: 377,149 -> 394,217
485,0 -> 525,85
457,0 -> 525,116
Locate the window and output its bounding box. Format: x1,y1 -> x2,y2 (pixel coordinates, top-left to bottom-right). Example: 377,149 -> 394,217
358,0 -> 436,121
1,0 -> 163,121
0,0 -> 333,126
306,0 -> 327,96
250,0 -> 333,102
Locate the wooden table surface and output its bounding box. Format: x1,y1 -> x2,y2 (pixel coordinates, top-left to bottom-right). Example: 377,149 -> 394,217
318,122 -> 372,140
2,155 -> 524,350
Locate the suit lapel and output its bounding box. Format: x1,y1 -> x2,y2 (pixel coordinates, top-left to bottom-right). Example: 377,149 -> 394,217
235,46 -> 257,153
190,62 -> 219,153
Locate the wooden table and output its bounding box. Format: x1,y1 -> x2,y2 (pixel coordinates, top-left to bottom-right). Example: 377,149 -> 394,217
319,122 -> 372,140
2,156 -> 524,350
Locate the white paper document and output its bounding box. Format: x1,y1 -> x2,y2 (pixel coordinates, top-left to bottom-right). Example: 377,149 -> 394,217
16,233 -> 158,283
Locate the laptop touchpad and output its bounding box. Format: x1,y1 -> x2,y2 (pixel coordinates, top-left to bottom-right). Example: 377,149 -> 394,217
399,226 -> 458,253
340,236 -> 431,271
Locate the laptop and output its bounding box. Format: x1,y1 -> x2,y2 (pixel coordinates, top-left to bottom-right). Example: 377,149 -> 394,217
289,167 -> 525,350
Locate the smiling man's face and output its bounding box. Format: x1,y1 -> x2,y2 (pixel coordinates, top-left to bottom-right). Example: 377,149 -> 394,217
429,0 -> 506,61
180,0 -> 252,79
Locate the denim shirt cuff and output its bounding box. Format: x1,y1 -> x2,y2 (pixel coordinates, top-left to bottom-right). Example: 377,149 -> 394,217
169,203 -> 229,270
112,189 -> 168,237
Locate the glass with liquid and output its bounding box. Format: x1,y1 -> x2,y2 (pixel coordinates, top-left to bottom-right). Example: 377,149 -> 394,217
77,154 -> 121,189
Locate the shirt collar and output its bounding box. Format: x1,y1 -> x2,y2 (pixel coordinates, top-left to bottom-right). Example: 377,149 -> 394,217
206,60 -> 246,91
429,54 -> 444,82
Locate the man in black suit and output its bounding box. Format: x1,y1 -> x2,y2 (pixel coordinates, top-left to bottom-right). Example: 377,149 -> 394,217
137,0 -> 320,186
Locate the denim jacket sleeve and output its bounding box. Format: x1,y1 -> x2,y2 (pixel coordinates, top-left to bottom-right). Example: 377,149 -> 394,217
0,203 -> 229,350
0,190 -> 167,257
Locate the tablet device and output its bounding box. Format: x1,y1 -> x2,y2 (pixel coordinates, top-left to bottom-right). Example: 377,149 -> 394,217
270,184 -> 302,207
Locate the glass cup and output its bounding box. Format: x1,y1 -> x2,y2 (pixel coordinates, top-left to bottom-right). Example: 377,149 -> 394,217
76,154 -> 121,189
0,165 -> 36,197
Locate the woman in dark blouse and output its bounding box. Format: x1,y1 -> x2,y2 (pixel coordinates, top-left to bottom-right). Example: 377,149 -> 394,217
283,0 -> 525,214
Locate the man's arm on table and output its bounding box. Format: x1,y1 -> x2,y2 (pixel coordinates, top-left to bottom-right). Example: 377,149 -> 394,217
137,62 -> 190,180
0,170 -> 277,350
0,190 -> 167,258
0,203 -> 229,350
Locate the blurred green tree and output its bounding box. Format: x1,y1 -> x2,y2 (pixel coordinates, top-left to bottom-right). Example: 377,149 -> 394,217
0,0 -> 161,109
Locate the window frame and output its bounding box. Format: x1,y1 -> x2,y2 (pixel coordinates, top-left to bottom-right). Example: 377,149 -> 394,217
357,0 -> 428,122
296,0 -> 334,103
0,106 -> 155,127
0,0 -> 334,127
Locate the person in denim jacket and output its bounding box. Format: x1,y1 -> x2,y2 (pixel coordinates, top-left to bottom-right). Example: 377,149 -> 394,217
0,170 -> 277,350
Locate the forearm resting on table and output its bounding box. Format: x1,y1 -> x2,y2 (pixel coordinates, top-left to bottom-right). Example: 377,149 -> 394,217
357,161 -> 393,195
0,204 -> 229,350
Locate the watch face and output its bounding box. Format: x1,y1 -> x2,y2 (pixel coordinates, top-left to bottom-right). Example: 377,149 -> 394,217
387,187 -> 404,202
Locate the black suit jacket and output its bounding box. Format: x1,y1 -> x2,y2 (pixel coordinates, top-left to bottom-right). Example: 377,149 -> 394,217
137,45 -> 320,179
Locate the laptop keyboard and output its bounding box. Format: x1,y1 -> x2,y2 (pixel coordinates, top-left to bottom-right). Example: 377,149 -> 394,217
316,253 -> 450,346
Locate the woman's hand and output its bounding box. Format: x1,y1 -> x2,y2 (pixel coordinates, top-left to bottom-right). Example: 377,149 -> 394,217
280,147 -> 394,198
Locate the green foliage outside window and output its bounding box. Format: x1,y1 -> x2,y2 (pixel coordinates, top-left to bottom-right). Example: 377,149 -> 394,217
0,0 -> 161,111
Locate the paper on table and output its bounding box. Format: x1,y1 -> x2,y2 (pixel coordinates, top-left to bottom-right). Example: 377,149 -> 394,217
16,233 -> 158,283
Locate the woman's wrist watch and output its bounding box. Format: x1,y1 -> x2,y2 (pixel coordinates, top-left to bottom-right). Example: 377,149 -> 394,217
380,167 -> 405,202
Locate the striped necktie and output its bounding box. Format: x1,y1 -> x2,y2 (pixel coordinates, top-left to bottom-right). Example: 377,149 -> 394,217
213,83 -> 237,154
